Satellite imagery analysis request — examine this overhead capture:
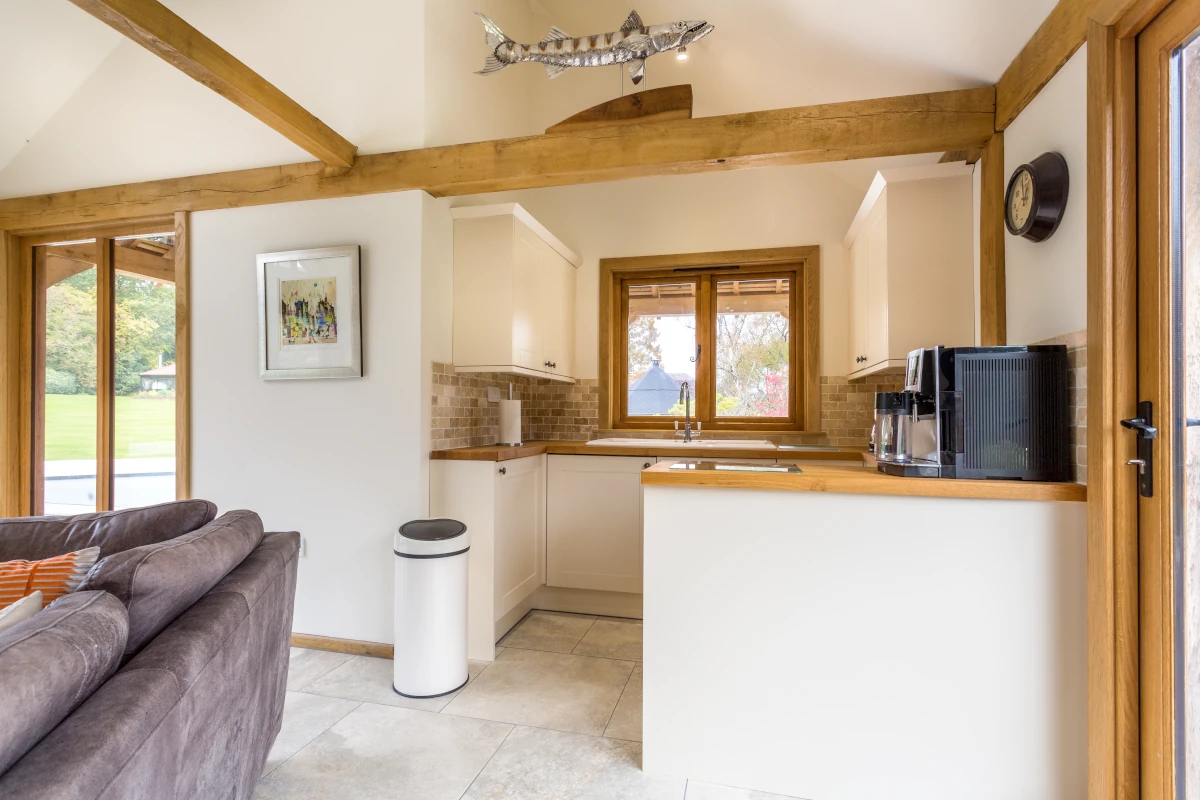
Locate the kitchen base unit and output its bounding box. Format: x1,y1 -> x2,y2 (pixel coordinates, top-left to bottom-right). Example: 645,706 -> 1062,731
429,455 -> 545,661
641,477 -> 1086,800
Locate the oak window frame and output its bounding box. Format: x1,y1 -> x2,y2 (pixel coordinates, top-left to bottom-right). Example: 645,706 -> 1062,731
599,246 -> 820,434
2,214 -> 192,517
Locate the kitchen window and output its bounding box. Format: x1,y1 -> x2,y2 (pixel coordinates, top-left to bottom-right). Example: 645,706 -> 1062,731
600,247 -> 820,433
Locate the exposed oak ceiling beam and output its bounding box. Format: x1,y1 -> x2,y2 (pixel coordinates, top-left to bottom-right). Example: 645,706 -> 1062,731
995,0 -> 1169,131
0,87 -> 995,232
66,0 -> 358,169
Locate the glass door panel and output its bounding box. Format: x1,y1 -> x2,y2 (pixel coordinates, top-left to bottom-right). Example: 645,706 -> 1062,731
40,242 -> 98,515
1179,29 -> 1200,798
112,235 -> 176,509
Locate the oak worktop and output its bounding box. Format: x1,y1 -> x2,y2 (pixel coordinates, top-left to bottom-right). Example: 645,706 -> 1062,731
640,461 -> 1087,502
429,440 -> 867,463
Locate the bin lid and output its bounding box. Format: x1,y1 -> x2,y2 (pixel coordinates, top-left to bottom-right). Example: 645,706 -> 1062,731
395,519 -> 469,558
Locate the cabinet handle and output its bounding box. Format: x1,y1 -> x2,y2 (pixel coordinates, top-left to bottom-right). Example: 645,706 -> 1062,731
644,462 -> 651,469
498,467 -> 507,475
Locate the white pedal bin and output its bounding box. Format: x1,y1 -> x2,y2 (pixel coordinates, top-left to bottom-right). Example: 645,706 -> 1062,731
393,519 -> 470,698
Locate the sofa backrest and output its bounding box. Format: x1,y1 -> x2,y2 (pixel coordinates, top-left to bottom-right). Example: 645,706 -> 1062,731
0,590 -> 128,774
79,510 -> 265,656
0,500 -> 218,562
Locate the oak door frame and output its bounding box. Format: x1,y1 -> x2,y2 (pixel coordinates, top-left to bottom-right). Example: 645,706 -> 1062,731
1089,2 -> 1200,798
599,246 -> 820,434
10,214 -> 191,516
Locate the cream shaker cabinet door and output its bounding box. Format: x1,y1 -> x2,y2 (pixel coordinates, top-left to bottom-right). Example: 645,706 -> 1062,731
541,247 -> 575,379
547,455 -> 645,593
849,237 -> 868,372
493,456 -> 545,619
512,222 -> 545,372
864,197 -> 889,370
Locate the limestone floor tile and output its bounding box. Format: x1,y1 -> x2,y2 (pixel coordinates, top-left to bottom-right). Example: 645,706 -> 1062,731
261,692 -> 360,777
303,654 -> 491,712
255,703 -> 512,800
443,647 -> 634,736
462,725 -> 686,800
573,618 -> 643,661
603,663 -> 642,742
286,647 -> 353,691
684,780 -> 804,799
498,611 -> 596,654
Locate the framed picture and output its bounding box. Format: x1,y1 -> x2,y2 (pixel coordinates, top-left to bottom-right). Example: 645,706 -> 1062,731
256,245 -> 362,380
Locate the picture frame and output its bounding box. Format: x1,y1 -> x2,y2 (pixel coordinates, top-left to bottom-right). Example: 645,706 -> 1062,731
256,245 -> 362,380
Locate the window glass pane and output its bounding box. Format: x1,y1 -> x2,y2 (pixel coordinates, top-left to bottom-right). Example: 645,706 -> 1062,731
43,245 -> 98,515
627,282 -> 695,416
715,278 -> 790,417
113,236 -> 177,509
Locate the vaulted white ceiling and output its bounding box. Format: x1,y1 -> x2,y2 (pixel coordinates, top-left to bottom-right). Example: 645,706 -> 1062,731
0,0 -> 1055,199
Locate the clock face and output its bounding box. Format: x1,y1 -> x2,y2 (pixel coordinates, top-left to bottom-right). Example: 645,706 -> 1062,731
1008,169 -> 1035,230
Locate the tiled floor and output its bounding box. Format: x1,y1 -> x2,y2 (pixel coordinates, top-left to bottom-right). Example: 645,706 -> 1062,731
258,611 -> 799,800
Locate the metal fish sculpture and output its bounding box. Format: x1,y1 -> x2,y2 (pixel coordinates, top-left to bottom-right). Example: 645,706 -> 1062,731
475,9 -> 714,85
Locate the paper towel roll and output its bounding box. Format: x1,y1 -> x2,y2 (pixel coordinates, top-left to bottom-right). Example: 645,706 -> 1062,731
499,399 -> 522,445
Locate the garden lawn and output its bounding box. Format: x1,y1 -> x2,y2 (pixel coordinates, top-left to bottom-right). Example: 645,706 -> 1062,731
44,394 -> 175,461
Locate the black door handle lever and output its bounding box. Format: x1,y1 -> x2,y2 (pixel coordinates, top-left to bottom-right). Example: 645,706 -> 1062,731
1120,401 -> 1156,497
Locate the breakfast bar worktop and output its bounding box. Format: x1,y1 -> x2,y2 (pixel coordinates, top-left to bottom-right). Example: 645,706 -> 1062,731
429,440 -> 867,463
640,461 -> 1087,502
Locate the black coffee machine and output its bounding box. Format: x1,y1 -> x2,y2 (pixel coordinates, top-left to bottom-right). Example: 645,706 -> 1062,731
876,345 -> 1073,481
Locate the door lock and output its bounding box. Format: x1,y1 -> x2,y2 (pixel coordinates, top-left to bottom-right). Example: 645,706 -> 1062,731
1120,400 -> 1156,497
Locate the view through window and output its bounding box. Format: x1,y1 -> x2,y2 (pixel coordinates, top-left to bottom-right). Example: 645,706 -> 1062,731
39,235 -> 177,514
626,282 -> 696,417
619,264 -> 802,428
715,278 -> 790,418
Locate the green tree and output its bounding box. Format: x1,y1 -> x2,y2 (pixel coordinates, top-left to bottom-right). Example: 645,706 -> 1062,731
714,311 -> 789,417
44,271 -> 176,396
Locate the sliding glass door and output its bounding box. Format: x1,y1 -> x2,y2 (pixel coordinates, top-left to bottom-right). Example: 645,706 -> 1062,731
35,233 -> 177,514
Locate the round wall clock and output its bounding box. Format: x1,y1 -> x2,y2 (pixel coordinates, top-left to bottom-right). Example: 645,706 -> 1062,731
1004,151 -> 1069,242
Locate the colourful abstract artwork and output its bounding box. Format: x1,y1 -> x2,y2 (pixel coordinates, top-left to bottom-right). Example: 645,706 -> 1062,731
281,277 -> 338,345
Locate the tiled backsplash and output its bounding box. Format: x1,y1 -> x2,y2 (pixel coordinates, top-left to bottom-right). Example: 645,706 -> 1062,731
820,373 -> 905,448
430,363 -> 599,450
431,362 -> 908,450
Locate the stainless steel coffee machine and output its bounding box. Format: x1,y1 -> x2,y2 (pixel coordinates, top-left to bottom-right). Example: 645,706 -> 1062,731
876,345 -> 1072,481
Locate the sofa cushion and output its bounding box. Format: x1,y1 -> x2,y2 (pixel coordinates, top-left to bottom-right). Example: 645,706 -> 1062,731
0,590 -> 128,774
0,547 -> 100,609
0,591 -> 41,633
79,510 -> 265,656
0,500 -> 218,562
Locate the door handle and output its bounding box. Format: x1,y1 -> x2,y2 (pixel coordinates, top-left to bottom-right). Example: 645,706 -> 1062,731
1120,400 -> 1155,497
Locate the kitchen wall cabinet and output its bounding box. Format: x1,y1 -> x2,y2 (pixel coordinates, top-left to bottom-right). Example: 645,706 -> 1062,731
547,455 -> 649,593
430,455 -> 545,661
844,166 -> 975,379
452,204 -> 580,382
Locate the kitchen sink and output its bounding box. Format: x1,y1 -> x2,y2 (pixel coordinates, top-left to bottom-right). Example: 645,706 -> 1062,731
585,438 -> 778,450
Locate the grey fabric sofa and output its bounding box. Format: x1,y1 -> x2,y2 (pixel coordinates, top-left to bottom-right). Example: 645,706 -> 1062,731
0,500 -> 300,800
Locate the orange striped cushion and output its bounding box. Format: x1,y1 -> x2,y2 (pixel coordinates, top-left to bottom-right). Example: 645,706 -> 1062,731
0,548 -> 99,609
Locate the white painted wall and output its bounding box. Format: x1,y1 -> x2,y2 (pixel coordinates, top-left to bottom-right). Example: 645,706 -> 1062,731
1003,45 -> 1088,344
191,192 -> 427,644
438,164 -> 868,378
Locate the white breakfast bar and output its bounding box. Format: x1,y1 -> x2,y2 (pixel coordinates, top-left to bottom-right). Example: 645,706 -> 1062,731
640,463 -> 1087,800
